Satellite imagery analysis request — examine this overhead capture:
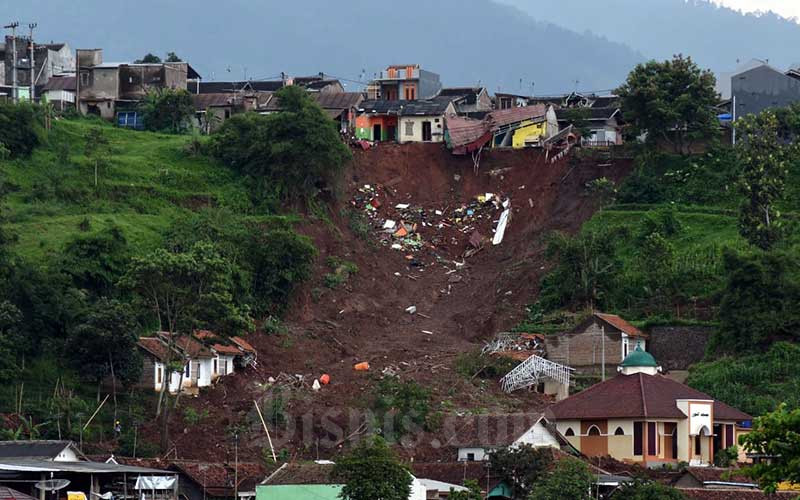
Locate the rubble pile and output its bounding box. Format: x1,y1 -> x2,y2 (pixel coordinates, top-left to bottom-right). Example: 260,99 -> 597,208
349,183 -> 513,262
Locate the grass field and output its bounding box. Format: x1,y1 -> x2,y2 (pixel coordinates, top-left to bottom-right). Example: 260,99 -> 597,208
0,118 -> 253,262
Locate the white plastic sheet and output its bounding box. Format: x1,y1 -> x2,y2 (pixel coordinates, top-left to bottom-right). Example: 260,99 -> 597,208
134,476 -> 176,490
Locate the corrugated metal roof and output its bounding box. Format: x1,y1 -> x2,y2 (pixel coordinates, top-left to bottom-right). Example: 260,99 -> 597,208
0,460 -> 174,474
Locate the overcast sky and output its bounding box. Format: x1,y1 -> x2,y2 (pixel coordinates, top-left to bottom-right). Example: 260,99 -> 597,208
714,0 -> 800,20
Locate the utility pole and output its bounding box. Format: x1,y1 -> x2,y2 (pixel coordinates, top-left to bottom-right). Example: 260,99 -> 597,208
601,325 -> 606,381
4,22 -> 19,102
28,23 -> 37,101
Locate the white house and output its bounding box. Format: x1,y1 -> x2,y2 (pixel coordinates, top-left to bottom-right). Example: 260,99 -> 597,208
452,413 -> 567,462
0,440 -> 85,462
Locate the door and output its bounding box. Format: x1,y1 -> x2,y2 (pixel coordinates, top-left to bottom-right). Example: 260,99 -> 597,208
373,124 -> 382,141
387,125 -> 397,141
422,121 -> 432,141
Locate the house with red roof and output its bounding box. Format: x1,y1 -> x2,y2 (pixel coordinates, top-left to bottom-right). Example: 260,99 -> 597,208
546,348 -> 751,467
545,312 -> 648,378
137,331 -> 256,394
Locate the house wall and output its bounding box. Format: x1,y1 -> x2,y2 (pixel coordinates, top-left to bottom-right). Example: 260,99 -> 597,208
256,485 -> 342,500
511,120 -> 548,148
514,421 -> 560,448
457,447 -> 490,462
197,358 -> 213,387
733,64 -> 800,117
545,320 -> 624,368
580,420 -> 608,457
398,115 -> 445,143
607,419 -> 636,461
44,89 -> 75,104
54,446 -> 81,461
555,420 -> 581,451
355,115 -> 398,141
80,67 -> 119,101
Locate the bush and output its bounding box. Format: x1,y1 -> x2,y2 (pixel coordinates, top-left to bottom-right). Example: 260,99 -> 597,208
0,102 -> 44,157
373,378 -> 432,439
208,86 -> 351,202
141,88 -> 195,133
183,407 -> 209,425
454,351 -> 517,380
323,256 -> 358,289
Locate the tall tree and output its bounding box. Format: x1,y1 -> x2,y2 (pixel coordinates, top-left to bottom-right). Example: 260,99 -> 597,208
740,403 -> 800,493
84,127 -> 109,188
120,242 -> 252,450
736,110 -> 788,251
332,436 -> 412,500
616,55 -> 719,154
209,85 -> 351,203
141,88 -> 195,133
489,444 -> 553,499
134,53 -> 162,64
529,458 -> 594,500
165,52 -> 182,62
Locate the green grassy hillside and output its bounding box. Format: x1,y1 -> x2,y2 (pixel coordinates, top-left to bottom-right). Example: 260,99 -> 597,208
0,118 -> 252,262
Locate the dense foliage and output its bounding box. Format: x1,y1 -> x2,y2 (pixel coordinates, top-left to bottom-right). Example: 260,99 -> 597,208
141,88 -> 195,133
616,55 -> 719,154
209,85 -> 351,204
529,458 -> 593,500
489,444 -> 553,499
332,436 -> 412,500
0,102 -> 44,157
612,478 -> 686,499
739,404 -> 800,493
687,342 -> 800,416
373,378 -> 433,440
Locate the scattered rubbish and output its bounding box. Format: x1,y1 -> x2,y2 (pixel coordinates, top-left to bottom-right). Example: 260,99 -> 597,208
483,332 -> 547,360
391,243 -> 402,250
394,272 -> 402,277
383,219 -> 397,230
422,330 -> 434,335
320,374 -> 331,385
418,312 -> 432,319
354,361 -> 370,371
312,379 -> 321,391
267,376 -> 276,384
469,230 -> 485,249
405,305 -> 417,314
395,203 -> 410,209
448,275 -> 463,284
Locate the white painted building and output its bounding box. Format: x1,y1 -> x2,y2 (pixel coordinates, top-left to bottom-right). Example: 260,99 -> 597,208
453,413 -> 567,462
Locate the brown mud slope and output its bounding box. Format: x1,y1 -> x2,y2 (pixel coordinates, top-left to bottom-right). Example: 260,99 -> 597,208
152,145 -> 633,462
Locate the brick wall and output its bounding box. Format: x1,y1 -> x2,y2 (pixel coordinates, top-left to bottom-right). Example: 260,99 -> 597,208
546,320 -> 624,367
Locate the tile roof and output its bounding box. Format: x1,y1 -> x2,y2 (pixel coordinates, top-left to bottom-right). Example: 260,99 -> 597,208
0,441 -> 77,460
0,487 -> 38,500
197,81 -> 283,94
410,462 -> 494,489
359,97 -> 453,116
548,372 -> 752,421
137,337 -> 179,362
193,330 -> 241,355
448,413 -> 545,447
42,75 -> 76,92
262,463 -> 337,486
593,313 -> 645,337
170,461 -> 266,494
682,467 -> 753,485
681,489 -> 797,499
231,336 -> 256,354
192,93 -> 235,110
445,115 -> 492,153
158,332 -> 214,358
313,92 -> 363,109
556,107 -> 620,121
487,104 -> 547,129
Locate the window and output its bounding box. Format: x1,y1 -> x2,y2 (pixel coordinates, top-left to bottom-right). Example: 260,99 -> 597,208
213,358 -> 218,374
107,101 -> 111,109
647,422 -> 658,455
564,428 -> 575,437
184,363 -> 190,378
405,121 -> 414,136
587,425 -> 601,436
80,72 -> 90,86
622,337 -> 629,359
633,422 -> 643,455
156,365 -> 163,384
614,427 -> 625,436
466,453 -> 475,462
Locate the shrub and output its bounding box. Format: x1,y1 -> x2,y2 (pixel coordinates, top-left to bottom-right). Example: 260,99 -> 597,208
0,102 -> 44,157
373,378 -> 432,439
323,256 -> 358,289
208,86 -> 350,202
141,88 -> 195,133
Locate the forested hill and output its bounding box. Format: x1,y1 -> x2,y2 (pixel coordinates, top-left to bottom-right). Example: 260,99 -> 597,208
500,0 -> 800,74
6,0 -> 642,93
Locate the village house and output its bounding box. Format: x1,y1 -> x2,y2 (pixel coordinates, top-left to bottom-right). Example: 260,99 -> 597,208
257,462 -> 428,500
548,348 -> 752,467
444,104 -> 559,154
0,37 -> 75,101
438,87 -> 493,114
292,74 -> 345,93
39,74 -> 76,111
136,331 -> 255,394
0,441 -> 177,500
258,91 -> 364,135
355,97 -> 456,143
75,48 -> 200,124
731,60 -> 800,117
168,460 -> 266,500
447,413 -> 570,462
366,64 -> 442,101
544,312 -> 647,377
494,92 -> 532,109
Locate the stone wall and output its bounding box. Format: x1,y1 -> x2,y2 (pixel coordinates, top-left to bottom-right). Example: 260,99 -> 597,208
647,326 -> 714,371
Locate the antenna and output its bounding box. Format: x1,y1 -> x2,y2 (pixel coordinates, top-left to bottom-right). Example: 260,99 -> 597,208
35,480 -> 71,493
